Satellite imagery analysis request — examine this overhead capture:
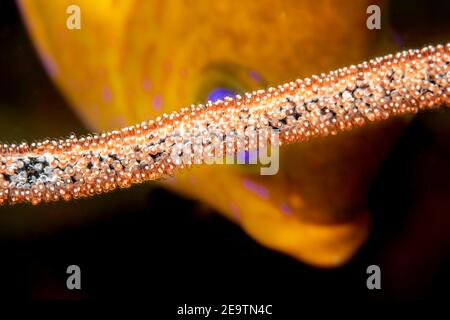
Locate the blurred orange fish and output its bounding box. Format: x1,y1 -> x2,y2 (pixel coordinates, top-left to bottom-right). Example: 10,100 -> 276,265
18,0 -> 409,267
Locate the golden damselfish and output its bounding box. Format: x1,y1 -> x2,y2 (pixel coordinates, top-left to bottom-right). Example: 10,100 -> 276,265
19,0 -> 403,267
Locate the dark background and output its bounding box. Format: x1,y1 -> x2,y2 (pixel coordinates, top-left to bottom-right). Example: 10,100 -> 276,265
0,0 -> 449,311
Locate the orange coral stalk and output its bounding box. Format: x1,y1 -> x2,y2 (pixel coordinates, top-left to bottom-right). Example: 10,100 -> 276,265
1,43 -> 449,205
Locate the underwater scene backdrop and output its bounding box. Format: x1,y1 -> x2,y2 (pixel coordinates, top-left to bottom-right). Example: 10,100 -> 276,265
0,0 -> 449,303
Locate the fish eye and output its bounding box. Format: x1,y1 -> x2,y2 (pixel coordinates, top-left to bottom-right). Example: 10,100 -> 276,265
196,63 -> 266,104
206,87 -> 236,102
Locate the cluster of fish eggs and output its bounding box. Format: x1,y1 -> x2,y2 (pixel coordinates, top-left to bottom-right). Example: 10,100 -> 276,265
0,43 -> 448,205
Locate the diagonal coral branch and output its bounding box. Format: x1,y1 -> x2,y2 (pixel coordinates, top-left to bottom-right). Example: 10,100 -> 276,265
1,43 -> 449,205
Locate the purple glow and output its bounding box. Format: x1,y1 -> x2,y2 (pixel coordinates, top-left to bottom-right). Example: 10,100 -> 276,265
280,203 -> 293,216
242,178 -> 269,199
143,79 -> 151,91
206,87 -> 235,102
249,70 -> 263,83
41,54 -> 58,77
389,28 -> 404,47
152,95 -> 163,111
229,202 -> 240,220
237,150 -> 258,164
103,86 -> 112,103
